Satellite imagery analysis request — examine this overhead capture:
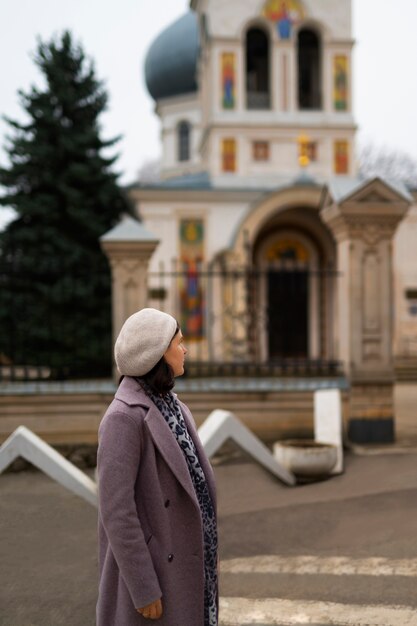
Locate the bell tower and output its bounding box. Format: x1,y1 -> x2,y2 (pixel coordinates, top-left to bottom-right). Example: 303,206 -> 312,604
192,0 -> 356,185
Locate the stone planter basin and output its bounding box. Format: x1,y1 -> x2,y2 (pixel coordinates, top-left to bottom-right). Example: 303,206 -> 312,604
273,440 -> 338,479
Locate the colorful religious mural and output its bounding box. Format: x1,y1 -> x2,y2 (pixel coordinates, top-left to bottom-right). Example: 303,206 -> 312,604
265,239 -> 310,263
263,0 -> 305,39
179,219 -> 205,339
221,53 -> 236,109
222,138 -> 237,172
334,55 -> 348,111
334,140 -> 349,174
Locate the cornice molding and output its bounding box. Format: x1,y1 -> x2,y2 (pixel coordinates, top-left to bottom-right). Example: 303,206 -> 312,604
100,240 -> 159,260
321,204 -> 407,244
128,187 -> 263,203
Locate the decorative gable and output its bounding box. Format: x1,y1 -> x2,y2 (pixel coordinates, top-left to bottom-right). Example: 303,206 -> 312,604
345,178 -> 411,205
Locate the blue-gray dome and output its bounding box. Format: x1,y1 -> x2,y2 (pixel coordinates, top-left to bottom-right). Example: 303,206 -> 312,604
145,12 -> 200,101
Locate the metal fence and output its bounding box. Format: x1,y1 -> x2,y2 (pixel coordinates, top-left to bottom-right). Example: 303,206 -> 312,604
0,254 -> 342,381
149,261 -> 342,378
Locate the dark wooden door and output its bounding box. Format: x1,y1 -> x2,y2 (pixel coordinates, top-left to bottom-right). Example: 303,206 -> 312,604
268,270 -> 309,358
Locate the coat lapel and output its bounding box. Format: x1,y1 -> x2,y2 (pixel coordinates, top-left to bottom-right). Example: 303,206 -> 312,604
115,377 -> 216,514
144,403 -> 201,510
115,377 -> 200,510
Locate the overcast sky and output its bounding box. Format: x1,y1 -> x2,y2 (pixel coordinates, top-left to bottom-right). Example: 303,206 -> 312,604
1,0 -> 417,227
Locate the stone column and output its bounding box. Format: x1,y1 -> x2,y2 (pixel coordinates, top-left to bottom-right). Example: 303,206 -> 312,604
321,181 -> 410,443
100,216 -> 159,376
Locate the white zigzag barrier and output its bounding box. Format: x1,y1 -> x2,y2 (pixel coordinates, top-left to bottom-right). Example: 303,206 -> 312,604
0,410 -> 295,507
198,409 -> 296,486
0,426 -> 97,507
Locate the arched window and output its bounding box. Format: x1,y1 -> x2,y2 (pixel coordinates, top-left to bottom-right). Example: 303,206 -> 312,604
178,121 -> 191,162
246,27 -> 270,110
298,28 -> 322,110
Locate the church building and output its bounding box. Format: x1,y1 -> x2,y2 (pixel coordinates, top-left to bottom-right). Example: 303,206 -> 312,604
118,0 -> 417,443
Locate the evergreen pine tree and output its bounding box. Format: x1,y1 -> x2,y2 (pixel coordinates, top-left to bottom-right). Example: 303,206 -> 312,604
0,31 -> 130,378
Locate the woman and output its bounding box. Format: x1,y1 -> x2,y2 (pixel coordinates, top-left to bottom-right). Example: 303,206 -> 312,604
96,308 -> 218,626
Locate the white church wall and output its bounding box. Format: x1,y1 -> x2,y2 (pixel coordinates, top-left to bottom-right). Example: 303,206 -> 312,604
286,41 -> 297,112
205,0 -> 259,39
156,96 -> 202,175
208,123 -> 355,184
204,0 -> 351,41
139,200 -> 250,270
206,203 -> 250,256
303,0 -> 351,40
139,205 -> 178,271
393,204 -> 417,356
273,45 -> 284,112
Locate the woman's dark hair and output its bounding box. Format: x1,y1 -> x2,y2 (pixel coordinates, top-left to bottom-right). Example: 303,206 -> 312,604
118,359 -> 173,394
139,323 -> 180,395
139,356 -> 175,395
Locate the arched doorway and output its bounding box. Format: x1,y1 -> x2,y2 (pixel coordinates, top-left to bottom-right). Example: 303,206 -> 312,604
227,186 -> 338,372
254,230 -> 321,361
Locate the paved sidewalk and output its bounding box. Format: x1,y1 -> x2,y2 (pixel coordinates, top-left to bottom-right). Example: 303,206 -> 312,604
1,449 -> 417,625
215,449 -> 417,625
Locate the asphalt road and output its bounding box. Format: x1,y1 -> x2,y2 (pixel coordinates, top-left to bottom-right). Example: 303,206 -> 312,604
1,450 -> 417,625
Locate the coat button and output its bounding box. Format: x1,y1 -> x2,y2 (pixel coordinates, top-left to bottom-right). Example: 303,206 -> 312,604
168,554 -> 174,563
164,499 -> 170,508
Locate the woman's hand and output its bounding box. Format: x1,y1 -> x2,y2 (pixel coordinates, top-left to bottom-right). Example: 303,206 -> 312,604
137,598 -> 163,620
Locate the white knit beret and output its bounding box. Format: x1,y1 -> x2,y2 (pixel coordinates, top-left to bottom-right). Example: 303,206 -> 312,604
115,308 -> 178,377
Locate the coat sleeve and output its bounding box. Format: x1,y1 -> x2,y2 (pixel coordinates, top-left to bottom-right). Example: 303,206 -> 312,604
97,409 -> 162,609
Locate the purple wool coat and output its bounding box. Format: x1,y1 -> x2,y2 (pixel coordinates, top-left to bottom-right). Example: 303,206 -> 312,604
96,376 -> 217,626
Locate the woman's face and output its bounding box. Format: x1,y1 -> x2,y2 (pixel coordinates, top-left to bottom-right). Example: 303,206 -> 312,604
164,330 -> 187,377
